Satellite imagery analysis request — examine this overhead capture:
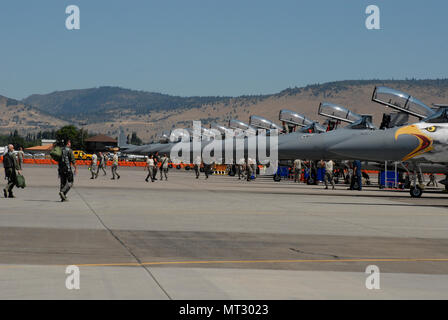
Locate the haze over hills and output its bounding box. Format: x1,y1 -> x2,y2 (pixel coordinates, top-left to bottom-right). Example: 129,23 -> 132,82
2,79 -> 448,142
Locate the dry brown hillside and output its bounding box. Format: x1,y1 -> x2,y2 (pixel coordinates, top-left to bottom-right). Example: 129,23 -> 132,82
83,82 -> 448,142
3,80 -> 448,141
0,96 -> 68,135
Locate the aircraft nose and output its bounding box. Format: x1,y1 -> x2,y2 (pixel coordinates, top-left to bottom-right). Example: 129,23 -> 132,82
327,133 -> 420,161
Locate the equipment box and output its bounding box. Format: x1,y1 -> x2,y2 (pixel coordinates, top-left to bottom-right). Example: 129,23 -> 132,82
380,171 -> 398,188
276,166 -> 290,178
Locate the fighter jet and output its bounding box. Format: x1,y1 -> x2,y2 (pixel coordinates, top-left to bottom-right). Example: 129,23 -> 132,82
317,101 -> 447,183
171,87 -> 448,197
120,86 -> 447,197
277,87 -> 448,197
119,128 -> 190,156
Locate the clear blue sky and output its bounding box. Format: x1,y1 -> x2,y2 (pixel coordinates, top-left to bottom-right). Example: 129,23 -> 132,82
1,0 -> 447,99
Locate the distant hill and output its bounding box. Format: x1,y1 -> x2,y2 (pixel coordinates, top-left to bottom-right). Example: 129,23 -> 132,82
2,79 -> 447,142
0,95 -> 68,135
23,86 -> 232,123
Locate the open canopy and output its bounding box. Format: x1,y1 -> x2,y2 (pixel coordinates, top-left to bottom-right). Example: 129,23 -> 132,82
249,115 -> 283,131
210,123 -> 234,137
372,86 -> 435,119
229,119 -> 256,134
158,130 -> 171,144
318,102 -> 362,124
171,128 -> 193,142
279,109 -> 314,127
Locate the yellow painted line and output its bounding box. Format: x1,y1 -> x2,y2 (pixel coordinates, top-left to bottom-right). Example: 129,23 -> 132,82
74,258 -> 448,268
1,258 -> 447,270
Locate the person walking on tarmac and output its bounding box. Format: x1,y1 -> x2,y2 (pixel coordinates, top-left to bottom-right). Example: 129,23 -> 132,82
111,150 -> 120,180
17,147 -> 24,169
203,160 -> 213,180
323,159 -> 335,190
194,155 -> 201,179
152,152 -> 160,181
293,159 -> 302,183
96,152 -> 107,178
248,157 -> 257,180
245,157 -> 253,182
159,153 -> 169,181
145,154 -> 155,182
236,157 -> 245,180
58,140 -> 77,202
3,144 -> 22,198
349,160 -> 362,191
90,153 -> 98,179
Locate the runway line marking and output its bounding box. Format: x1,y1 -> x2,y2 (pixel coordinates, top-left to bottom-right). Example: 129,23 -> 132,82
1,258 -> 448,270
69,258 -> 448,268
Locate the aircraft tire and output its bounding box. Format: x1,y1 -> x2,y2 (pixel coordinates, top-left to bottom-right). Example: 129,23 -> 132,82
410,186 -> 423,198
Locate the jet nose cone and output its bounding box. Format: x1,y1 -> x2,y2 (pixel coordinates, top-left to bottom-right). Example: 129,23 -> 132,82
328,131 -> 420,161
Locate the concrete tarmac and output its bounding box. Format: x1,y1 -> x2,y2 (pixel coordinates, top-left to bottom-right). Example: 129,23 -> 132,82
1,165 -> 448,299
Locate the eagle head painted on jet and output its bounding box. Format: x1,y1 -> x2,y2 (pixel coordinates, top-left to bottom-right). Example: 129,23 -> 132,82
395,123 -> 448,162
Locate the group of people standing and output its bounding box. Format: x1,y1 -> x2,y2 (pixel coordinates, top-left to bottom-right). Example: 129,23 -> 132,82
291,159 -> 363,191
2,144 -> 23,198
89,152 -> 108,179
87,150 -> 121,180
292,159 -> 335,188
193,156 -> 215,180
234,157 -> 257,182
145,152 -> 170,182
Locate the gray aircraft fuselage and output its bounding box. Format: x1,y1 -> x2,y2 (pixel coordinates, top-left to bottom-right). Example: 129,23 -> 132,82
121,121 -> 448,174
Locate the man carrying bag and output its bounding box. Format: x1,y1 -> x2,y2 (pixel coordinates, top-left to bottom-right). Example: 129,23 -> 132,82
57,140 -> 77,202
3,144 -> 22,198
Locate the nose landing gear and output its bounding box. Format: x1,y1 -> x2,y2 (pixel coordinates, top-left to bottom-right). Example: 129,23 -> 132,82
410,185 -> 423,198
409,165 -> 424,198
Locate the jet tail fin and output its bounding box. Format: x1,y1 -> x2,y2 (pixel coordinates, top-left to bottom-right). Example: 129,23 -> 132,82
118,127 -> 129,148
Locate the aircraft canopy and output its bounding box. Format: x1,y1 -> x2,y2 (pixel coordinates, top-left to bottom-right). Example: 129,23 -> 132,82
171,128 -> 193,142
279,109 -> 314,127
372,86 -> 435,119
210,123 -> 234,137
249,115 -> 283,131
158,130 -> 171,144
318,102 -> 362,124
228,119 -> 257,136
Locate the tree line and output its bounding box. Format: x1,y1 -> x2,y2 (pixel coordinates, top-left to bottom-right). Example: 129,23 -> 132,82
1,125 -> 144,150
